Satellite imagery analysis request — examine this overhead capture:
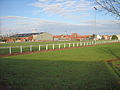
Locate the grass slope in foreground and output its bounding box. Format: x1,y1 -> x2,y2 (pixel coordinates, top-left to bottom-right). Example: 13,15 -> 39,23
0,43 -> 120,90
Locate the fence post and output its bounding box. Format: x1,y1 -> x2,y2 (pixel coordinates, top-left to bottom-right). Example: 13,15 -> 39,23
30,45 -> 32,52
89,42 -> 90,45
77,43 -> 79,47
95,41 -> 96,44
9,47 -> 12,54
80,42 -> 82,46
46,45 -> 48,50
53,44 -> 54,49
73,43 -> 75,47
87,42 -> 88,46
90,42 -> 91,45
20,46 -> 22,53
84,42 -> 86,46
69,43 -> 71,48
88,42 -> 90,45
59,44 -> 61,49
39,45 -> 41,51
64,43 -> 66,48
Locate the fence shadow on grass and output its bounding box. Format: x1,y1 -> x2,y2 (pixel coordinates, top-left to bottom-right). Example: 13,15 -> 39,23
100,46 -> 120,60
105,48 -> 120,80
106,49 -> 120,60
100,46 -> 120,82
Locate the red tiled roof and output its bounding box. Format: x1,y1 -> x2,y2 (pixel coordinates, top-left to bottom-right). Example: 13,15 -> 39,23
53,34 -> 91,39
53,35 -> 61,38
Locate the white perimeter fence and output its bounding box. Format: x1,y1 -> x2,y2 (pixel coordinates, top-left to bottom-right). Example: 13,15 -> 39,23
0,40 -> 120,55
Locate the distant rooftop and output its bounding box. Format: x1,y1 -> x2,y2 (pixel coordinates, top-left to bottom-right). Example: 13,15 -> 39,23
11,32 -> 46,37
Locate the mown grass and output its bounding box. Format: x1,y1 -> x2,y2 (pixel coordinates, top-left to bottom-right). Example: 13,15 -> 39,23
0,40 -> 111,47
0,40 -> 82,55
0,40 -> 114,55
108,60 -> 120,79
0,42 -> 85,55
0,43 -> 120,90
0,41 -> 82,47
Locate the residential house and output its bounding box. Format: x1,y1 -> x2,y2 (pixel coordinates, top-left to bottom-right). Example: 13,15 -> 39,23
53,33 -> 91,41
96,35 -> 102,40
78,35 -> 91,41
102,35 -> 111,40
4,37 -> 16,43
116,34 -> 120,40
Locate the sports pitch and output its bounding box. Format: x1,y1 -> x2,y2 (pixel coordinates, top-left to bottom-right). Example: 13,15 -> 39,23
0,43 -> 120,90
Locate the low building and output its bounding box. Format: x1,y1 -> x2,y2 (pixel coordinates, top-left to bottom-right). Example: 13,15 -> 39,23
53,33 -> 91,41
11,33 -> 37,42
78,35 -> 91,41
33,32 -> 53,41
102,35 -> 111,40
53,35 -> 62,41
11,32 -> 53,42
97,35 -> 102,40
4,37 -> 16,43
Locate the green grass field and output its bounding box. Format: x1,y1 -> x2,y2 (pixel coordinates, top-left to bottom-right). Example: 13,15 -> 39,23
0,40 -> 94,55
0,40 -> 114,55
0,41 -> 84,55
0,43 -> 120,90
0,40 -> 112,47
109,60 -> 120,79
0,41 -> 82,47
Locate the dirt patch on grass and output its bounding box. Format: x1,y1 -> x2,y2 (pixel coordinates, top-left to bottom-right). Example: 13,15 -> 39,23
107,59 -> 120,62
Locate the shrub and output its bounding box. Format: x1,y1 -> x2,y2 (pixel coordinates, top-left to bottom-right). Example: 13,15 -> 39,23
111,35 -> 118,40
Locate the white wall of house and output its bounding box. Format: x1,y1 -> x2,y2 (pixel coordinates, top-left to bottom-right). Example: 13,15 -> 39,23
97,35 -> 102,40
16,40 -> 21,42
53,38 -> 59,41
116,34 -> 120,40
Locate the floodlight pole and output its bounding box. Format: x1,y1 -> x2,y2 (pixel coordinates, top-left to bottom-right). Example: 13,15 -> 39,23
94,7 -> 97,44
0,28 -> 1,36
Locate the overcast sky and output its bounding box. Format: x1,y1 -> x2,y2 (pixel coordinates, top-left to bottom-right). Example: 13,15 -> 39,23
0,0 -> 120,35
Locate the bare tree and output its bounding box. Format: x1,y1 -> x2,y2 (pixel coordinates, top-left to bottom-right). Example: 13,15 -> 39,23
95,0 -> 120,19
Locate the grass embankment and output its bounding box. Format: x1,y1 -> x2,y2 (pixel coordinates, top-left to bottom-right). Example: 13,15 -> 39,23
0,43 -> 120,90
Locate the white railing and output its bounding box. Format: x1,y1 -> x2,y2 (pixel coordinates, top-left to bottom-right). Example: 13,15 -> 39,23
0,40 -> 119,55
